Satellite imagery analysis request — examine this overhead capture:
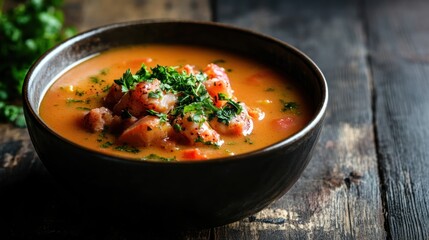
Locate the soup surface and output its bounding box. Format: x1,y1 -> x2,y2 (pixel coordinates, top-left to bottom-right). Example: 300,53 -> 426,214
40,44 -> 313,161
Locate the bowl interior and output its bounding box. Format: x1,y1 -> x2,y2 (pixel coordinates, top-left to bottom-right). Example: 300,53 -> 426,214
25,20 -> 327,158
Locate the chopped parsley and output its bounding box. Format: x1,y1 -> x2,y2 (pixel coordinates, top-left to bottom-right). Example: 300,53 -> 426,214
76,107 -> 91,111
121,109 -> 133,119
66,98 -> 84,103
144,153 -> 176,162
75,89 -> 85,96
214,93 -> 243,125
148,89 -> 162,99
114,69 -> 145,93
114,144 -> 140,153
101,141 -> 113,148
97,129 -> 108,142
280,100 -> 299,114
102,84 -> 112,92
244,136 -> 254,145
90,76 -> 100,84
146,109 -> 168,123
173,123 -> 182,132
99,68 -> 109,75
195,135 -> 217,146
114,64 -> 242,126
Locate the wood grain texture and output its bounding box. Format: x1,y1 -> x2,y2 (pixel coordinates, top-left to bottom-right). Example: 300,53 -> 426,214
0,124 -> 42,186
365,0 -> 429,239
215,0 -> 385,239
63,0 -> 212,31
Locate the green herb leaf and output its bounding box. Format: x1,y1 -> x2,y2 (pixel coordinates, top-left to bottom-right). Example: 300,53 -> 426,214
76,107 -> 91,111
280,100 -> 299,113
114,144 -> 140,153
66,98 -> 84,103
215,95 -> 243,126
244,136 -> 254,145
195,135 -> 217,146
101,141 -> 113,148
148,89 -> 162,99
114,69 -> 140,93
146,109 -> 168,123
0,0 -> 76,127
144,153 -> 176,162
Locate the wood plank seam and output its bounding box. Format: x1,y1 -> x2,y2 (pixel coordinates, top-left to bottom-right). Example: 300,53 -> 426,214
359,0 -> 391,239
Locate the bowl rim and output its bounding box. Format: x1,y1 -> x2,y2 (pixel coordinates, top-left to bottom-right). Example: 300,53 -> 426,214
23,19 -> 328,165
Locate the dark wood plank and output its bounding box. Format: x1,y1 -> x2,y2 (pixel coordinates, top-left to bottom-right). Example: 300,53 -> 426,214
63,0 -> 212,31
364,0 -> 429,239
215,0 -> 385,238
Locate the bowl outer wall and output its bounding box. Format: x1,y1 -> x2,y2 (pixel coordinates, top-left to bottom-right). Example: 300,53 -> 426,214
23,20 -> 327,228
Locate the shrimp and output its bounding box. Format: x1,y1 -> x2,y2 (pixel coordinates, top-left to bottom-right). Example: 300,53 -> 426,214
209,103 -> 253,136
203,63 -> 235,107
113,79 -> 177,117
181,64 -> 198,75
118,115 -> 173,147
173,113 -> 224,146
104,83 -> 124,109
82,107 -> 114,132
247,106 -> 265,120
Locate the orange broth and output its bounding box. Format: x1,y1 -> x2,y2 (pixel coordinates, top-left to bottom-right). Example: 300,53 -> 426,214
39,44 -> 313,161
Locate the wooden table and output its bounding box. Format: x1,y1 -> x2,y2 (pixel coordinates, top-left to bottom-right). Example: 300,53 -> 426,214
1,0 -> 428,239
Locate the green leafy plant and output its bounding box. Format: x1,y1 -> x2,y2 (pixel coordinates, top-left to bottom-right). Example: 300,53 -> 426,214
0,0 -> 75,127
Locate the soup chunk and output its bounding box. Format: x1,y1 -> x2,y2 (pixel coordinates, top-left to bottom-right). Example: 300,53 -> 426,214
39,44 -> 313,161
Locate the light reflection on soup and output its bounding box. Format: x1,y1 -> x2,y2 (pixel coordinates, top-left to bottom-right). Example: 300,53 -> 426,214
39,44 -> 313,161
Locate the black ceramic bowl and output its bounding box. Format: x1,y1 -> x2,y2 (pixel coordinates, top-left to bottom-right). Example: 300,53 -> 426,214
23,20 -> 327,228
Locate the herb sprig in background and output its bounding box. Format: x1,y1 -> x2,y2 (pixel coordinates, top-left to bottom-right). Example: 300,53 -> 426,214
0,0 -> 75,126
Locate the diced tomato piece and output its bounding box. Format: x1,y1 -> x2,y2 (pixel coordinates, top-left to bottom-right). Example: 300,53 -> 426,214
273,116 -> 296,130
246,70 -> 274,85
181,148 -> 208,161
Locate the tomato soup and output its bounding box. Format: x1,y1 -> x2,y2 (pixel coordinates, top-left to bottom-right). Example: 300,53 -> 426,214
39,44 -> 313,161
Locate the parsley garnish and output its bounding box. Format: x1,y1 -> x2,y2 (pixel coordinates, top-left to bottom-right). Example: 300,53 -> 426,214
113,64 -> 241,126
114,69 -> 139,93
102,84 -> 112,92
90,76 -> 100,84
146,109 -> 168,123
114,144 -> 140,153
113,65 -> 153,93
280,100 -> 299,114
195,135 -> 217,146
144,153 -> 176,162
173,123 -> 182,132
75,89 -> 85,96
100,68 -> 109,75
244,136 -> 254,145
148,89 -> 162,99
66,98 -> 84,103
214,94 -> 243,125
101,141 -> 113,148
121,109 -> 133,119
